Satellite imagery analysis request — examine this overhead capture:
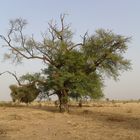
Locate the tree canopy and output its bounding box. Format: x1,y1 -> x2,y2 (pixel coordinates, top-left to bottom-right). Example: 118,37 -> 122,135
0,15 -> 131,111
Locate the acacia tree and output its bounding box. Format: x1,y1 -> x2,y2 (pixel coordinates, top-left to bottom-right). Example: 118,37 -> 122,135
0,15 -> 131,112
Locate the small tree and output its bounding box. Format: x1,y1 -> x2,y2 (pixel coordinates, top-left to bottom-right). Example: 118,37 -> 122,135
1,71 -> 43,104
9,83 -> 40,104
0,15 -> 131,112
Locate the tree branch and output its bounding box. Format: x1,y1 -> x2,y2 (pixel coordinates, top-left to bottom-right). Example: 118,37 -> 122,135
68,43 -> 83,51
92,41 -> 123,71
0,71 -> 21,86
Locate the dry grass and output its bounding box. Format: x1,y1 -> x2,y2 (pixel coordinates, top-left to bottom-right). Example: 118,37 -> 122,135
0,101 -> 140,140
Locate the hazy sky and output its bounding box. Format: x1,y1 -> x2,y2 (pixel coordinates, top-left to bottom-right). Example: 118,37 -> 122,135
0,0 -> 140,100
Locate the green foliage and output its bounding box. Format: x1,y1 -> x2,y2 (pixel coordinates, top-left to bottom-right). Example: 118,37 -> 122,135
9,84 -> 40,104
43,49 -> 104,100
0,15 -> 131,111
19,73 -> 42,83
42,29 -> 131,101
9,73 -> 43,104
82,29 -> 131,80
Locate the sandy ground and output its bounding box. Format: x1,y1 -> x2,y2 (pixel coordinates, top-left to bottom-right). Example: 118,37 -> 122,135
0,102 -> 140,140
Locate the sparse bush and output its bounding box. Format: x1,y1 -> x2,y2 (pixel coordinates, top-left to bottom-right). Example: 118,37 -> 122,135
9,83 -> 40,104
111,100 -> 116,104
106,98 -> 110,102
126,108 -> 132,113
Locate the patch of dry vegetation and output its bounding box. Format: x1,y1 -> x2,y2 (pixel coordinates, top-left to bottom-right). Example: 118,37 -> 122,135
0,101 -> 140,140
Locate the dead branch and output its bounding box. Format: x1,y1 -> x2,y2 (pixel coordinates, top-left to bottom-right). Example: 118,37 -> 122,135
0,71 -> 21,86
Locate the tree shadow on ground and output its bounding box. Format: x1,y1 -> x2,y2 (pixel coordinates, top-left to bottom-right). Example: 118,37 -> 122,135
29,105 -> 60,113
29,104 -> 80,113
69,107 -> 140,130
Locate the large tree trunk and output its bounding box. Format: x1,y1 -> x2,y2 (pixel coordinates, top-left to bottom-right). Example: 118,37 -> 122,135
62,89 -> 69,112
57,89 -> 69,112
58,94 -> 62,112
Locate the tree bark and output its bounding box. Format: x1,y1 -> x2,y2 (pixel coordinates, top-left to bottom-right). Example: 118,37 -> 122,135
57,90 -> 69,112
58,94 -> 62,112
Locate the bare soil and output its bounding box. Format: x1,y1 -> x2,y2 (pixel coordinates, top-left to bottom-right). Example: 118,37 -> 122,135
0,102 -> 140,140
